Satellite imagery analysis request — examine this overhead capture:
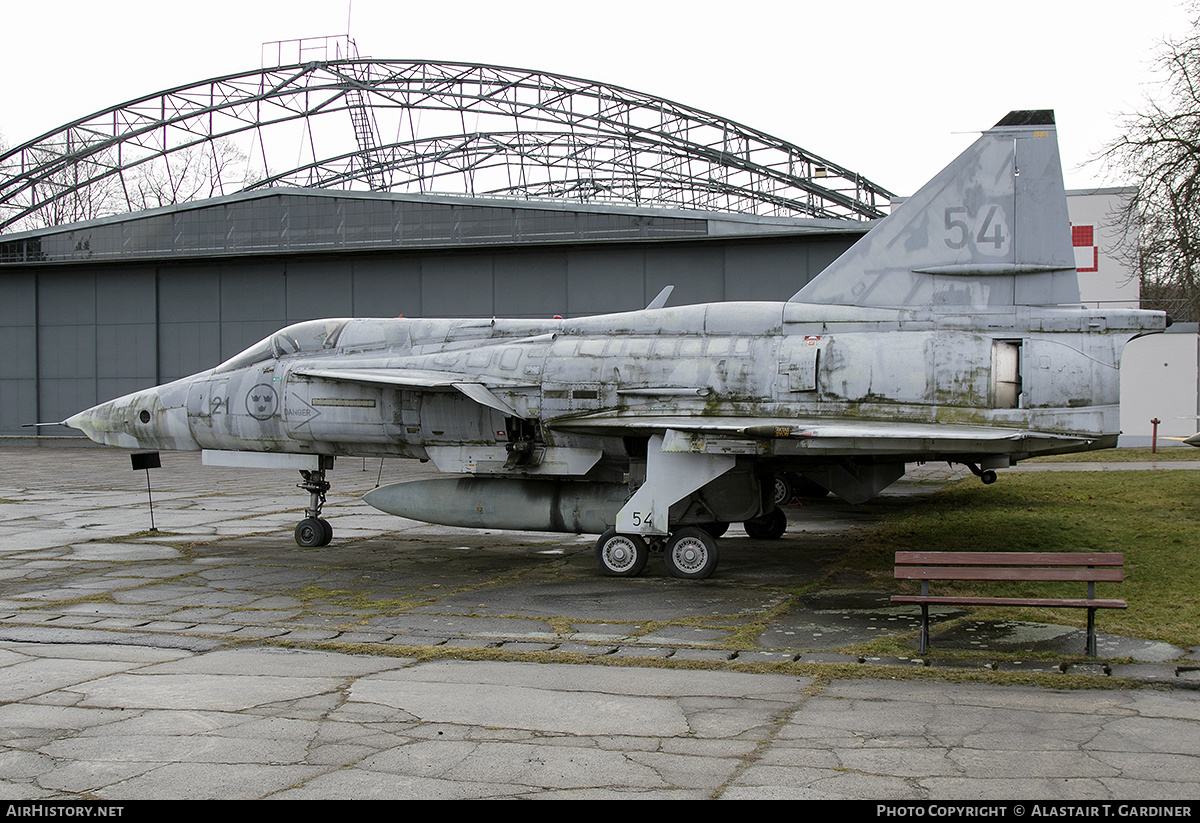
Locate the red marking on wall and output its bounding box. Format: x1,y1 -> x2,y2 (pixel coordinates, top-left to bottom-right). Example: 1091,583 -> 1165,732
1072,224 -> 1098,272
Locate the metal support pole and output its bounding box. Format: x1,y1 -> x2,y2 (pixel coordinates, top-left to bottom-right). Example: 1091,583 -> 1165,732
1086,608 -> 1097,657
144,469 -> 156,532
130,452 -> 161,532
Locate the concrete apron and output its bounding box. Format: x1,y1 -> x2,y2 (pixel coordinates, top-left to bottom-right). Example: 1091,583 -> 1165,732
0,447 -> 1191,670
2,448 -> 1200,799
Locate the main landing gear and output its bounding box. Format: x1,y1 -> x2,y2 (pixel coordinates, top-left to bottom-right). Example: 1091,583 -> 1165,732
595,526 -> 721,580
594,530 -> 650,577
662,527 -> 719,579
295,465 -> 333,547
595,512 -> 788,580
598,432 -> 794,580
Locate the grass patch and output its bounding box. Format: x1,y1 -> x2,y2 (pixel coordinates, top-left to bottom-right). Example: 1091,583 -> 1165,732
96,530 -> 187,542
294,583 -> 428,613
34,592 -> 117,609
274,638 -> 1136,688
1026,447 -> 1198,462
840,470 -> 1200,649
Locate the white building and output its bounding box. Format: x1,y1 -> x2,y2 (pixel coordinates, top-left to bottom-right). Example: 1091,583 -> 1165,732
1068,188 -> 1199,445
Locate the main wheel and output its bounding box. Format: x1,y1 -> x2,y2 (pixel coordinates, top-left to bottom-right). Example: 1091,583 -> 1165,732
664,527 -> 718,579
773,474 -> 795,506
743,508 -> 787,539
295,518 -> 326,547
595,530 -> 650,577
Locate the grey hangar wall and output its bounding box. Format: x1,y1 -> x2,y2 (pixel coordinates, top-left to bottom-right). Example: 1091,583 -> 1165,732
0,228 -> 861,436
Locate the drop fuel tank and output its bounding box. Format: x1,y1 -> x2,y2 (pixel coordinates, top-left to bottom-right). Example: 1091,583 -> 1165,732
364,477 -> 628,534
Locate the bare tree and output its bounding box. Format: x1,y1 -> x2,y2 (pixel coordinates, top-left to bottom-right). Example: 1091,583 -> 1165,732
1100,7 -> 1200,322
1,135 -> 128,232
2,134 -> 257,233
126,139 -> 252,210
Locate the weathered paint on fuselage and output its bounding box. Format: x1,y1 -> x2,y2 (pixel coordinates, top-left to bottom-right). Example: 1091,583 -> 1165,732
67,299 -> 1164,473
60,113 -> 1175,564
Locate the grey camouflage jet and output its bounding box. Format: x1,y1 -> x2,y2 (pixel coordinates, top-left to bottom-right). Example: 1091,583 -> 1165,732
65,111 -> 1166,579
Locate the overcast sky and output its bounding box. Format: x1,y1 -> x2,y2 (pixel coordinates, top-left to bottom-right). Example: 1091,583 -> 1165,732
1,0 -> 1193,196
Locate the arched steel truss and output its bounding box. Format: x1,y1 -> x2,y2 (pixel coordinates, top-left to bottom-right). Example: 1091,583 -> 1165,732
0,60 -> 893,232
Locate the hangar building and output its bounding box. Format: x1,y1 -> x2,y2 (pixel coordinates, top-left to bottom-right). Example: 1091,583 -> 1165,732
0,188 -> 868,434
1,47 -> 1194,443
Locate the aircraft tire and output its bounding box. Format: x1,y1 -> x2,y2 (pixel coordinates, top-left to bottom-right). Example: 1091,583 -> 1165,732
773,474 -> 794,506
595,530 -> 649,577
744,508 -> 787,540
318,518 -> 333,546
295,518 -> 327,548
664,527 -> 718,580
699,522 -> 729,538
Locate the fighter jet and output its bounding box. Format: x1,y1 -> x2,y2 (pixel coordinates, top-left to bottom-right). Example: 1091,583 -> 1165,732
64,111 -> 1167,579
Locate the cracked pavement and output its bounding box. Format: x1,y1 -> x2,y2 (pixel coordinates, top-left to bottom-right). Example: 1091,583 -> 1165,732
3,645 -> 1199,799
1,446 -> 1198,799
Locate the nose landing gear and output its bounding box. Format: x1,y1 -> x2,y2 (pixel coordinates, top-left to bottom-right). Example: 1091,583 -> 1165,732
198,450 -> 337,547
295,464 -> 333,547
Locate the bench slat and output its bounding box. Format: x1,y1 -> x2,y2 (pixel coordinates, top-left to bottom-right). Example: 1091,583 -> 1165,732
895,567 -> 1124,582
891,595 -> 1126,609
895,551 -> 1123,567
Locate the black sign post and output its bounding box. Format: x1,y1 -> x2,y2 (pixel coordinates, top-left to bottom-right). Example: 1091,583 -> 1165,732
130,452 -> 161,532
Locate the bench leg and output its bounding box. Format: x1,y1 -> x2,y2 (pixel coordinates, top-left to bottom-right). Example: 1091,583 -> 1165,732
1086,607 -> 1097,657
919,604 -> 929,655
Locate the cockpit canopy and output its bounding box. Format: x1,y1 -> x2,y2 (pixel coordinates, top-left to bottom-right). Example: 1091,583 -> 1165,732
214,319 -> 349,373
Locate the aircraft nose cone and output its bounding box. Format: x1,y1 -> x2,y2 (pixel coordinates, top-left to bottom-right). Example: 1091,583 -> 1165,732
66,385 -> 199,451
64,404 -> 113,443
65,396 -> 148,449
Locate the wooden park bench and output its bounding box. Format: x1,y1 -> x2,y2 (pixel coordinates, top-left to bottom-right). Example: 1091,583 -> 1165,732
891,551 -> 1126,657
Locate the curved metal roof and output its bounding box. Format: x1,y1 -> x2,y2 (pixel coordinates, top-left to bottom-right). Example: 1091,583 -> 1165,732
0,59 -> 893,232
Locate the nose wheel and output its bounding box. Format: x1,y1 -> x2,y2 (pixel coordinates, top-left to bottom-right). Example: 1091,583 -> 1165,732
295,467 -> 333,546
295,516 -> 332,547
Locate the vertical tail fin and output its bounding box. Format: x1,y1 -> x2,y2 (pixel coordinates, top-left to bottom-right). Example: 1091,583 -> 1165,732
790,111 -> 1079,309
